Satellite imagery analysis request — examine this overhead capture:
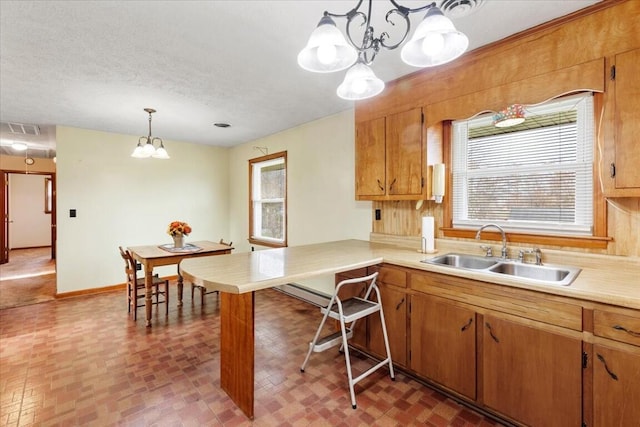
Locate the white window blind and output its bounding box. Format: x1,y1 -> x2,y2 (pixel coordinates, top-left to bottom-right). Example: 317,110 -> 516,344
452,93 -> 594,236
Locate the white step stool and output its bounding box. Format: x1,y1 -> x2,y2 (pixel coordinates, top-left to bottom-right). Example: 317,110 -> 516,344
300,271 -> 395,409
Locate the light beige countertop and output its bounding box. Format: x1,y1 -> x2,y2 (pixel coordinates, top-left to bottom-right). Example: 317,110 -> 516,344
180,239 -> 640,310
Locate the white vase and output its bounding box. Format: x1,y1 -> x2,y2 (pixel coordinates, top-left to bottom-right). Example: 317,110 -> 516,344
173,235 -> 184,248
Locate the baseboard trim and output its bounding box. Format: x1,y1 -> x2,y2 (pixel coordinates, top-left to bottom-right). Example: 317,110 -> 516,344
56,275 -> 178,299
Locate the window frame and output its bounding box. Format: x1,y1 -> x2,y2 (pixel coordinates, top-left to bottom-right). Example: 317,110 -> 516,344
248,151 -> 287,248
442,92 -> 609,249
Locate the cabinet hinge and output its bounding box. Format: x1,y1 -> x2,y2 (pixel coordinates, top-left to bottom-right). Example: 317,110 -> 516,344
582,422 -> 587,427
421,111 -> 424,124
421,176 -> 424,188
610,65 -> 616,81
610,163 -> 616,178
582,351 -> 588,369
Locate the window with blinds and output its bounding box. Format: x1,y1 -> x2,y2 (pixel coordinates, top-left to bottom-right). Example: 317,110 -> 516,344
452,93 -> 594,236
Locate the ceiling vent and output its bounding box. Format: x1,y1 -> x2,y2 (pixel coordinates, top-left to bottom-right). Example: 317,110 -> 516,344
7,122 -> 41,136
439,0 -> 486,19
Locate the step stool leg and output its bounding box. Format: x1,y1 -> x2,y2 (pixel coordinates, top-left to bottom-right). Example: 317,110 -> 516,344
300,304 -> 332,372
339,315 -> 358,409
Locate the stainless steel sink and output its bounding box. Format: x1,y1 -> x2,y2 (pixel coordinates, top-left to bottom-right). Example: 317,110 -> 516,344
425,253 -> 499,270
487,262 -> 580,286
422,253 -> 581,286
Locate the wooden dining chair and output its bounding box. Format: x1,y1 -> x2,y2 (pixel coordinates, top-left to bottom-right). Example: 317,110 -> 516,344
190,239 -> 232,305
119,246 -> 169,320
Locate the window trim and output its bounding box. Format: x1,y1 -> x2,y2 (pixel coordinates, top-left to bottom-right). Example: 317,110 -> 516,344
248,151 -> 287,248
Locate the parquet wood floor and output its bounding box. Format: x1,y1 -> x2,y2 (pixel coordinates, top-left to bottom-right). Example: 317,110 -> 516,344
0,285 -> 504,426
0,248 -> 56,310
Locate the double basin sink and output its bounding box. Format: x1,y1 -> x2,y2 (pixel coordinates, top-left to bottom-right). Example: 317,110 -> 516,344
421,253 -> 581,286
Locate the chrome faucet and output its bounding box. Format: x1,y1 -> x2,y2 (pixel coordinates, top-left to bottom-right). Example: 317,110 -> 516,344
475,223 -> 508,259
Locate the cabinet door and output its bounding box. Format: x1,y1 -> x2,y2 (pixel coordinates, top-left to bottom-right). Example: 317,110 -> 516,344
613,48 -> 640,190
410,294 -> 476,399
483,315 -> 582,427
355,117 -> 386,197
368,282 -> 407,366
385,108 -> 423,196
593,344 -> 640,426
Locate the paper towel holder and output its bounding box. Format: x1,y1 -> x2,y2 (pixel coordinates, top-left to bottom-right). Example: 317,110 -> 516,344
419,237 -> 438,254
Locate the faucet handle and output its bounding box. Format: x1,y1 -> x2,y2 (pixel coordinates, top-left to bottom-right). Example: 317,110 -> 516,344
480,245 -> 493,257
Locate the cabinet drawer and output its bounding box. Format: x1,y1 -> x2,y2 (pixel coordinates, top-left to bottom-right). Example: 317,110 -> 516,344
410,271 -> 583,331
594,309 -> 640,347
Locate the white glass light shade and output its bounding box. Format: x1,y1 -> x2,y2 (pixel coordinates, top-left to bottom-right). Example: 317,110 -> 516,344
131,144 -> 147,158
297,16 -> 358,73
152,144 -> 170,159
142,141 -> 156,157
401,7 -> 468,67
11,142 -> 28,151
494,117 -> 525,128
336,62 -> 385,100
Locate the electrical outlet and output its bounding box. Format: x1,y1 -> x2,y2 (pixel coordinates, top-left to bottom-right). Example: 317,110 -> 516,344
375,209 -> 381,220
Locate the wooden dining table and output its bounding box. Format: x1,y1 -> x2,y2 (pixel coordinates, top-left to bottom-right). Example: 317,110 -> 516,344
128,240 -> 233,326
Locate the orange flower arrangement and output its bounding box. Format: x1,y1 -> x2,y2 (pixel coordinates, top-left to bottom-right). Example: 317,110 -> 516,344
167,221 -> 192,237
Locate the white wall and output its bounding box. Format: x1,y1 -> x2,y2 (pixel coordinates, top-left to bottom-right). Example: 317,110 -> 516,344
9,173 -> 51,248
228,109 -> 372,253
228,110 -> 372,293
55,126 -> 230,294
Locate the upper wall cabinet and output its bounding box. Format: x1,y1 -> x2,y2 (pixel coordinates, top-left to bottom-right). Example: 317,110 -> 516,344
604,48 -> 640,197
355,108 -> 425,201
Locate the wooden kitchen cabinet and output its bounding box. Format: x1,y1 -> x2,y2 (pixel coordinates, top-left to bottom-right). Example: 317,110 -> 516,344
604,48 -> 640,196
355,108 -> 424,200
410,293 -> 476,399
592,344 -> 640,426
368,281 -> 408,366
482,314 -> 583,427
591,305 -> 640,426
355,117 -> 386,198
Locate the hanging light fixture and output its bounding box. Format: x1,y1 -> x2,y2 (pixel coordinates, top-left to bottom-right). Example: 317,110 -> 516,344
298,0 -> 469,101
493,104 -> 526,128
131,108 -> 170,159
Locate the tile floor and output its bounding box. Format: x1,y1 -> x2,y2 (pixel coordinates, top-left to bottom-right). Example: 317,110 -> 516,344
0,284 -> 505,426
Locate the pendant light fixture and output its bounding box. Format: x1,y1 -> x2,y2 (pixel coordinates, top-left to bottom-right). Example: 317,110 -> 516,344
131,108 -> 170,159
493,104 -> 526,128
298,0 -> 469,101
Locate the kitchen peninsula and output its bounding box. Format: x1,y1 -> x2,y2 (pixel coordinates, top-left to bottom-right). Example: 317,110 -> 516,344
180,239 -> 640,422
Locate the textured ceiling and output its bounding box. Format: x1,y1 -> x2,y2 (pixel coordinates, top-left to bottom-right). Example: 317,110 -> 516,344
0,0 -> 601,154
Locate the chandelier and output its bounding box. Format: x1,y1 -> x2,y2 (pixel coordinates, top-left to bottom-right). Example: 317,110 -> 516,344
298,0 -> 469,100
131,108 -> 170,159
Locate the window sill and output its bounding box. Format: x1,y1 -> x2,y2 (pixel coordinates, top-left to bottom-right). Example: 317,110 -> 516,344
248,238 -> 287,249
441,228 -> 611,250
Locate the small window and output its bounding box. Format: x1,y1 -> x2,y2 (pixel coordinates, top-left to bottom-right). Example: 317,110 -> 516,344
451,93 -> 594,236
249,151 -> 287,247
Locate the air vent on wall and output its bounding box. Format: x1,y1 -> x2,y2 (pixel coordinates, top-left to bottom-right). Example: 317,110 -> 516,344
7,122 -> 40,136
440,0 -> 485,19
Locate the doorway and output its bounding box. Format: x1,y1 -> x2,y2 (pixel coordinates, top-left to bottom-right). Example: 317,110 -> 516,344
0,171 -> 56,309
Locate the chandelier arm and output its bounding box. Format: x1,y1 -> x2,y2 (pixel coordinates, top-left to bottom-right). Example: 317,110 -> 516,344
323,0 -> 364,20
388,0 -> 436,14
377,9 -> 411,50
